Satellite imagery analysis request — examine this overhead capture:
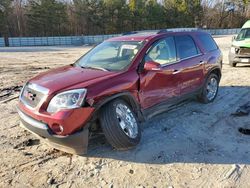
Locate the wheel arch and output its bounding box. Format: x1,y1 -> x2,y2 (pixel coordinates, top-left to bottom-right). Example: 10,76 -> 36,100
206,67 -> 221,81
93,92 -> 145,122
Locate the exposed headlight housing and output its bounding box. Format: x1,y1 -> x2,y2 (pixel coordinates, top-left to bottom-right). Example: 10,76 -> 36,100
231,46 -> 240,54
47,89 -> 87,113
230,47 -> 236,54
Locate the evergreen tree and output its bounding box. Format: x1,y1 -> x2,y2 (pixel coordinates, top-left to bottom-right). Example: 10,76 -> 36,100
0,0 -> 249,37
26,0 -> 68,36
0,0 -> 12,37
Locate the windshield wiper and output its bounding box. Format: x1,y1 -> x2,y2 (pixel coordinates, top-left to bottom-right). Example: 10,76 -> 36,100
80,66 -> 108,71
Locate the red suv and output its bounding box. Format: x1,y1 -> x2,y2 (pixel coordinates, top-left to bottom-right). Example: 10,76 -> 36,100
17,31 -> 222,154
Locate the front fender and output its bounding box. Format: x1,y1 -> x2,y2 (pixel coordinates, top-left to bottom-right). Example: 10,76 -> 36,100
90,92 -> 145,122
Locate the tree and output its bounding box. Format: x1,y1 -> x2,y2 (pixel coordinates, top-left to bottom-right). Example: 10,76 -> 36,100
11,0 -> 26,36
0,0 -> 249,37
164,0 -> 202,28
0,0 -> 13,46
0,0 -> 12,36
104,0 -> 130,33
26,0 -> 68,36
128,0 -> 146,30
201,0 -> 250,28
145,0 -> 166,29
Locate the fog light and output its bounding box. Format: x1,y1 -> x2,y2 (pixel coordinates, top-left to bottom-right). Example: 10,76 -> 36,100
51,123 -> 64,134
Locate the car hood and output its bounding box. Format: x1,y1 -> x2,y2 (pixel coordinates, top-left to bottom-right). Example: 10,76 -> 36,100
29,65 -> 119,94
233,39 -> 250,48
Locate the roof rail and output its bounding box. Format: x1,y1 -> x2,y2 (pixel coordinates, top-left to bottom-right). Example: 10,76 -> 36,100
122,30 -> 159,36
122,28 -> 200,36
165,28 -> 199,32
122,31 -> 138,36
157,29 -> 172,34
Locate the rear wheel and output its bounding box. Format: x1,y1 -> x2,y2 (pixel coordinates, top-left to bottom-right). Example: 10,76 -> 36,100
100,99 -> 141,150
198,73 -> 219,103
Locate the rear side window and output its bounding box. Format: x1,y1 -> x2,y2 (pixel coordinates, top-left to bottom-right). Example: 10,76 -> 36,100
197,33 -> 218,52
175,35 -> 199,60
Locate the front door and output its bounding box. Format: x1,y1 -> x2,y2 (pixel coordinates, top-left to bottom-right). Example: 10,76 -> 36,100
139,36 -> 183,109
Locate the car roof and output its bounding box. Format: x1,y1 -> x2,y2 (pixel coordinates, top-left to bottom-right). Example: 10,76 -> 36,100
107,29 -> 208,42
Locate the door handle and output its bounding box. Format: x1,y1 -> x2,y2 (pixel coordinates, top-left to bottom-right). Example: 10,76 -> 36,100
172,69 -> 182,74
199,61 -> 205,65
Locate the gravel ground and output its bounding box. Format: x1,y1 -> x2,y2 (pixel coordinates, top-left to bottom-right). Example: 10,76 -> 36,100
0,35 -> 250,188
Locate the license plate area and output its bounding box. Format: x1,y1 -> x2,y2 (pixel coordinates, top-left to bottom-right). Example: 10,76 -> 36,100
240,58 -> 250,63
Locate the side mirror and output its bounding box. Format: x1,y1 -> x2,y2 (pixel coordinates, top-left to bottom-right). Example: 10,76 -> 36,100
144,61 -> 162,71
232,36 -> 236,41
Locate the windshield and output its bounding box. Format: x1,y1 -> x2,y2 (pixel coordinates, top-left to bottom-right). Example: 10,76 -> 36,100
75,41 -> 144,71
236,28 -> 250,41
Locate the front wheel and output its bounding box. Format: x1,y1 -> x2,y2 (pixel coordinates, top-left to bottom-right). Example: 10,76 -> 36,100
229,61 -> 237,67
100,99 -> 141,150
198,73 -> 219,104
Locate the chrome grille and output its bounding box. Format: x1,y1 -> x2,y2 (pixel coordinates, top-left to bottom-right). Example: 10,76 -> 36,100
20,83 -> 49,109
239,47 -> 250,56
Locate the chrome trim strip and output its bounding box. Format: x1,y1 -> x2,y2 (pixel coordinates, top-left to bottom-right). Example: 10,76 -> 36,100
17,108 -> 48,130
28,83 -> 49,95
178,53 -> 203,61
161,53 -> 203,67
19,83 -> 26,101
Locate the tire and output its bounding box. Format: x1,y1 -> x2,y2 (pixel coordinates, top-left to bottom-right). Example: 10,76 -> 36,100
229,62 -> 237,67
100,99 -> 141,150
198,73 -> 219,104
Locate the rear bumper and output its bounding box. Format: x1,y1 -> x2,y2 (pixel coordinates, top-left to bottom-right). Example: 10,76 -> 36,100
229,52 -> 250,64
17,107 -> 89,154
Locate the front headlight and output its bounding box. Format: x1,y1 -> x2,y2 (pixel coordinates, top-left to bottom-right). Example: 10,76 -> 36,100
47,89 -> 87,113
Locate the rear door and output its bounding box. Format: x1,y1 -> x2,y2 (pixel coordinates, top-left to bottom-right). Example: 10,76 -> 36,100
174,35 -> 205,95
139,36 -> 183,109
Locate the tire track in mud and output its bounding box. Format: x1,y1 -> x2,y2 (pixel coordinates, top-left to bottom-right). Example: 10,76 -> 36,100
204,88 -> 250,128
219,164 -> 246,186
0,149 -> 71,177
0,86 -> 22,104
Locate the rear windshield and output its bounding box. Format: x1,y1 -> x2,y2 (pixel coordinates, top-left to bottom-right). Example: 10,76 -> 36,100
236,28 -> 250,41
197,33 -> 218,52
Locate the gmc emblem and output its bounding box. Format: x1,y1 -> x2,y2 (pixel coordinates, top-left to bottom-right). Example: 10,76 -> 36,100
23,90 -> 36,101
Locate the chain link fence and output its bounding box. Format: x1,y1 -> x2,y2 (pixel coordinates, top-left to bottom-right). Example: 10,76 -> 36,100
204,28 -> 241,35
5,34 -> 119,47
0,38 -> 5,47
0,28 -> 241,47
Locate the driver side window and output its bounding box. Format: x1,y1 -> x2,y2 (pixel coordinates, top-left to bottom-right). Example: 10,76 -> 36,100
145,37 -> 177,65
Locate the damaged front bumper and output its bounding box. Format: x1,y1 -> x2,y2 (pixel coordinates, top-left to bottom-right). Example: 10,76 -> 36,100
229,48 -> 250,64
17,107 -> 89,155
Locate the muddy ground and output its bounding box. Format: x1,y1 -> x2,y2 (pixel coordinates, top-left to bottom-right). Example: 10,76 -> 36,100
0,35 -> 250,188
